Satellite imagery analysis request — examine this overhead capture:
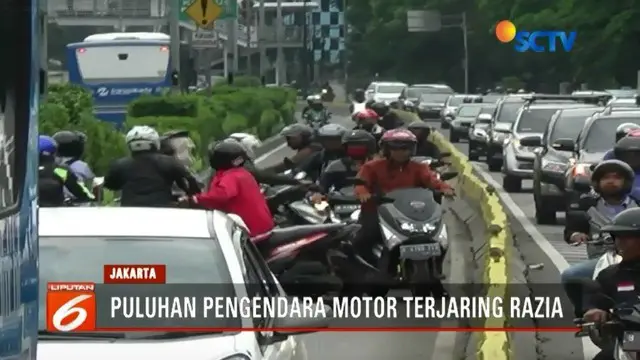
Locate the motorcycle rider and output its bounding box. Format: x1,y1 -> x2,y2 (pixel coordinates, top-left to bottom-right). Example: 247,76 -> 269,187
261,124 -> 323,174
563,160 -> 638,317
159,130 -> 196,169
602,123 -> 640,160
104,125 -> 201,207
353,129 -> 455,295
604,133 -> 640,198
52,130 -> 95,190
353,108 -> 385,145
370,101 -> 403,130
302,95 -> 328,122
407,121 -> 441,158
179,141 -> 274,238
296,123 -> 348,181
38,135 -> 95,206
317,129 -> 378,193
301,95 -> 317,118
582,207 -> 640,360
350,88 -> 367,115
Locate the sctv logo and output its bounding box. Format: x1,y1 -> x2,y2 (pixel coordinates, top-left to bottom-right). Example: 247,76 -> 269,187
495,20 -> 576,52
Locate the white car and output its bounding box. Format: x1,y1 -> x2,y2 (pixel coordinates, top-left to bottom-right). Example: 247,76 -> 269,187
38,207 -> 330,360
365,81 -> 407,104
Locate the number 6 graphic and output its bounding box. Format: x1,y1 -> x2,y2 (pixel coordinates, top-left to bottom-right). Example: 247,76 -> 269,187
52,294 -> 92,332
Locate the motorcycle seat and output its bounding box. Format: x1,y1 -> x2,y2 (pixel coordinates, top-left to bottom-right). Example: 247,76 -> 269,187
265,223 -> 345,247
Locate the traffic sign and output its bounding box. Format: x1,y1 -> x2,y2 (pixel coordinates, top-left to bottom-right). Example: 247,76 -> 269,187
185,0 -> 221,27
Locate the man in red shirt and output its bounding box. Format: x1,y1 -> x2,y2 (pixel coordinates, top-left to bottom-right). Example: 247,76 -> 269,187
180,141 -> 274,238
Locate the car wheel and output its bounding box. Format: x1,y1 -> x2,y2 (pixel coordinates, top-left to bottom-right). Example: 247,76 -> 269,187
449,131 -> 459,143
503,175 -> 522,192
488,158 -> 502,172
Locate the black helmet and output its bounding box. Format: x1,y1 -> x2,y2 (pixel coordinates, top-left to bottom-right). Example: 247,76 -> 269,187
342,129 -> 377,158
615,123 -> 640,142
354,88 -> 365,101
370,102 -> 390,116
280,124 -> 314,149
365,99 -> 375,109
601,208 -> 640,236
591,160 -> 634,194
407,121 -> 432,139
614,135 -> 640,158
318,123 -> 347,139
52,130 -> 85,158
207,141 -> 246,170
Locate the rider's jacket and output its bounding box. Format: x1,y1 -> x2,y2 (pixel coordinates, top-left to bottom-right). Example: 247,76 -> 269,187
565,194 -> 639,257
297,149 -> 345,182
353,158 -> 452,212
60,157 -> 95,199
261,143 -> 323,174
104,151 -> 200,207
350,101 -> 366,115
319,157 -> 359,192
415,140 -> 441,158
39,159 -> 95,206
379,112 -> 403,130
193,167 -> 274,237
584,260 -> 640,313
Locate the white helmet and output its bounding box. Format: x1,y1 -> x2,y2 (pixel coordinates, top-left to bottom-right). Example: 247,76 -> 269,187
226,133 -> 262,160
125,126 -> 160,152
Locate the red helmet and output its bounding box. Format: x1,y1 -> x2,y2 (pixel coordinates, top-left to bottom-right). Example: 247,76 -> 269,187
353,109 -> 379,122
628,129 -> 640,137
380,129 -> 417,155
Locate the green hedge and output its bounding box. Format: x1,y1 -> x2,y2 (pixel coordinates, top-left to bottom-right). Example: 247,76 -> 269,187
39,82 -> 297,175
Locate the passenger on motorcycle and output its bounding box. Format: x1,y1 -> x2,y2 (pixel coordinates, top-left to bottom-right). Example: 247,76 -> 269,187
407,121 -> 441,158
370,101 -> 403,130
582,207 -> 640,360
606,133 -> 640,198
159,130 -> 196,169
261,124 -> 323,174
562,160 -> 638,316
104,126 -> 201,207
352,129 -> 455,292
52,130 -> 95,193
353,108 -> 385,145
296,123 -> 348,181
349,88 -> 367,115
317,129 -> 378,194
180,141 -> 274,238
302,95 -> 327,121
602,123 -> 640,160
38,135 -> 95,207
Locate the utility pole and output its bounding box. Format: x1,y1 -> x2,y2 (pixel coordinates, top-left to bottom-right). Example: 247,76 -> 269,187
169,0 -> 182,92
461,12 -> 469,94
275,0 -> 284,84
246,3 -> 253,75
300,0 -> 308,93
342,0 -> 348,101
259,0 -> 266,79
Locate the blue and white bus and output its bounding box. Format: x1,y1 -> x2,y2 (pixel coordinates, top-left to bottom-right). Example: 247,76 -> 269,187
0,0 -> 40,358
66,32 -> 173,126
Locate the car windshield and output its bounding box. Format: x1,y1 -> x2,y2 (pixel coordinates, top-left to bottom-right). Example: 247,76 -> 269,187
516,108 -> 559,133
481,106 -> 496,114
447,97 -> 465,106
39,236 -> 239,334
583,117 -> 640,152
419,93 -> 450,103
457,106 -> 482,117
550,113 -> 594,143
483,95 -> 503,103
496,102 -> 524,123
377,85 -> 405,93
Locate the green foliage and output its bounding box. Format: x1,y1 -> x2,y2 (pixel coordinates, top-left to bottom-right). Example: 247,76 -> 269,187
346,0 -> 640,90
47,84 -> 93,124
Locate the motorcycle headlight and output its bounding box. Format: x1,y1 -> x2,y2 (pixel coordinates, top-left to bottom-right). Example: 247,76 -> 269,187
541,158 -> 568,173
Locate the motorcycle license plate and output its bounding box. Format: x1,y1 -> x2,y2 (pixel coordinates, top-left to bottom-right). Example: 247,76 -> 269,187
334,205 -> 359,212
400,243 -> 441,259
622,331 -> 640,351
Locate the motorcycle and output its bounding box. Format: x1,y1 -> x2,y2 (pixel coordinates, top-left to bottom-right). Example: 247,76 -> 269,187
304,110 -> 331,130
574,280 -> 640,359
326,172 -> 459,297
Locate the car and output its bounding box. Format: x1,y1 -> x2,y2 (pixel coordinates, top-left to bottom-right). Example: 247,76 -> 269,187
563,111 -> 640,199
399,86 -> 447,112
481,93 -> 504,104
441,95 -> 481,129
467,113 -> 493,160
605,97 -> 639,110
448,103 -> 494,143
415,92 -> 450,120
502,97 -> 597,192
38,207 -> 330,360
527,107 -> 602,224
485,95 -> 531,170
605,88 -> 638,98
365,81 -> 407,104
411,83 -> 455,94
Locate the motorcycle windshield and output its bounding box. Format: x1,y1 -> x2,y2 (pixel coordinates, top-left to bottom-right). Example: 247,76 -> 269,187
411,156 -> 434,165
379,188 -> 441,223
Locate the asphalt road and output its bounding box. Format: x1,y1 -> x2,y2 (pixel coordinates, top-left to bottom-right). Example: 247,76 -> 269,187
254,113 -> 473,360
433,121 -> 597,360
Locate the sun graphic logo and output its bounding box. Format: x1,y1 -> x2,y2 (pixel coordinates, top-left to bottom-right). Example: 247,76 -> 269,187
495,20 -> 517,43
494,20 -> 577,52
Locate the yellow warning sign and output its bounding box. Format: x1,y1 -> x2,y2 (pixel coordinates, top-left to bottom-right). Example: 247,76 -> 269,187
185,0 -> 222,28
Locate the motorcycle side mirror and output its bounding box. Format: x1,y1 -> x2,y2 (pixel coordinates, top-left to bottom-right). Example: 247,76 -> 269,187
283,169 -> 293,176
294,172 -> 307,180
345,177 -> 367,186
283,157 -> 295,169
429,160 -> 445,168
589,163 -> 597,172
440,172 -> 458,181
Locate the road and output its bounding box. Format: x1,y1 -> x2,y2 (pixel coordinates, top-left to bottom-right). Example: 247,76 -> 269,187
434,122 -> 597,360
254,113 -> 472,360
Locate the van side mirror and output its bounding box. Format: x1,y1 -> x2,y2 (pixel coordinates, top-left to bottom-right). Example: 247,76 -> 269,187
551,138 -> 575,151
519,135 -> 542,147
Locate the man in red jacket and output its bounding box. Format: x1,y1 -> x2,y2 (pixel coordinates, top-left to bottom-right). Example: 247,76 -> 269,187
180,141 -> 274,238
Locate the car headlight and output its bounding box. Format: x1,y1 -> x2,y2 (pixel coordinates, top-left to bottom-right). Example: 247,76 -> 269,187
541,158 -> 568,173
492,132 -> 506,143
473,129 -> 488,138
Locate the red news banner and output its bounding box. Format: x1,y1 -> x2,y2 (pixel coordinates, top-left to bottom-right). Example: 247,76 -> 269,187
46,264 -> 573,333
